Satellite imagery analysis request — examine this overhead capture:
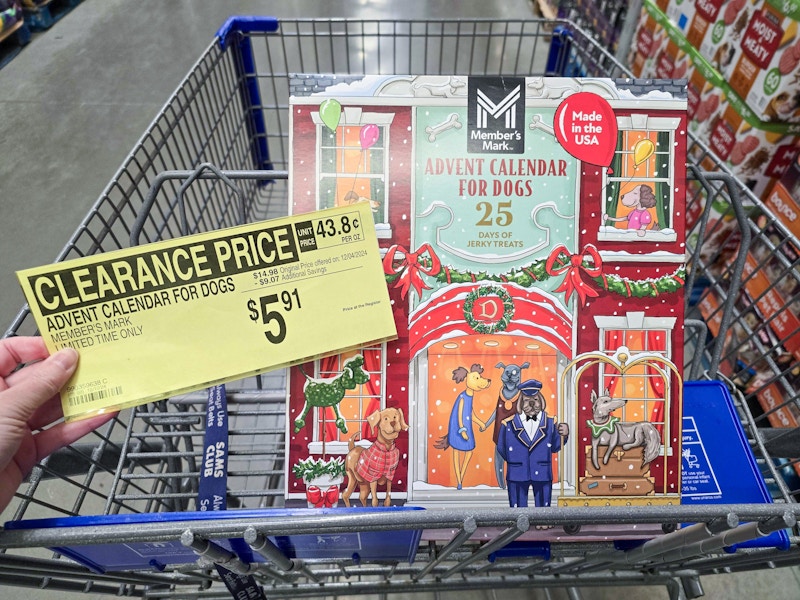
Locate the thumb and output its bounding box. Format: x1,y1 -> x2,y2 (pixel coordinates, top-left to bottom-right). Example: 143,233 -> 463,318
0,348 -> 78,423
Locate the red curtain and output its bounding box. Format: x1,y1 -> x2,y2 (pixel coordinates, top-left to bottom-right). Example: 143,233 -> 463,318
360,348 -> 382,439
317,349 -> 383,442
316,355 -> 343,442
605,329 -> 667,434
604,330 -> 624,395
646,330 -> 666,434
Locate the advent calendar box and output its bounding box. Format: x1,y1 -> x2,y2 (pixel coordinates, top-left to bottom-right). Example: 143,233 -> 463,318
286,76 -> 687,512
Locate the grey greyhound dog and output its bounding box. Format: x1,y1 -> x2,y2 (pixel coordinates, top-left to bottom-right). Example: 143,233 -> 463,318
482,361 -> 530,489
588,389 -> 661,471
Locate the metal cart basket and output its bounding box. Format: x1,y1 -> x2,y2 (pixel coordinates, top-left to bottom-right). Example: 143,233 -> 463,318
2,16 -> 799,599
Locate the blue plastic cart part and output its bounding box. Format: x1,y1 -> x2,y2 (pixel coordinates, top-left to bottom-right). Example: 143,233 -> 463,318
682,381 -> 790,552
216,16 -> 280,50
5,506 -> 424,574
214,16 -> 280,172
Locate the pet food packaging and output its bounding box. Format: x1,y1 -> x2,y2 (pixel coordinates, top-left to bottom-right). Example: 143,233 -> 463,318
653,32 -> 692,80
669,0 -> 758,73
684,0 -> 726,51
742,219 -> 800,362
664,0 -> 696,33
654,0 -> 671,13
640,1 -> 727,85
704,87 -> 800,198
286,75 -> 688,511
628,6 -> 671,77
727,0 -> 800,123
639,1 -> 799,198
757,381 -> 800,429
764,167 -> 800,239
696,0 -> 761,75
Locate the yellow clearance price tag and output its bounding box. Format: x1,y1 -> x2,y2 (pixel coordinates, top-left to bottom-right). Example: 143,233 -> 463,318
17,203 -> 397,421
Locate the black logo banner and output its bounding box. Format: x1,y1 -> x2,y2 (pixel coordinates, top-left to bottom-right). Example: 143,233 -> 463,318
468,77 -> 525,154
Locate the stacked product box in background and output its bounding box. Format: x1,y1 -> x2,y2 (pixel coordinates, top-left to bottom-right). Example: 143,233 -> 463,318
664,0 -> 799,124
632,0 -> 800,200
632,0 -> 800,475
759,158 -> 800,435
728,0 -> 800,123
766,154 -> 800,242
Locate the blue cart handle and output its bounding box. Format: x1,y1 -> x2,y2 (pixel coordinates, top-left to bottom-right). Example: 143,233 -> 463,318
217,16 -> 280,50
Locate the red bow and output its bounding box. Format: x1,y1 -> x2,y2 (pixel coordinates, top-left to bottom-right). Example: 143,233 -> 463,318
545,244 -> 603,305
382,243 -> 441,299
306,485 -> 340,508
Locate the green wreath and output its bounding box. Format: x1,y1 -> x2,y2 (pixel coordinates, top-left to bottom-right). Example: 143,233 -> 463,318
463,286 -> 515,334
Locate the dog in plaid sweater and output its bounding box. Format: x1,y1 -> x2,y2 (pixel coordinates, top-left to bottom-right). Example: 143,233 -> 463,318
343,407 -> 408,507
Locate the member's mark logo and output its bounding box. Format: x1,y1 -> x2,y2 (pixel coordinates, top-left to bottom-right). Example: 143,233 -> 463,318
468,77 -> 525,154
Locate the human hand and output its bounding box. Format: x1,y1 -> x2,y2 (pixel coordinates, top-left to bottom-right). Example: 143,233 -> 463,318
0,337 -> 116,512
460,430 -> 469,441
557,423 -> 569,437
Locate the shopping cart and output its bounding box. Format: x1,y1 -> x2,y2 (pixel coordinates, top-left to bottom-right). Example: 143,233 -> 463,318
1,16 -> 799,599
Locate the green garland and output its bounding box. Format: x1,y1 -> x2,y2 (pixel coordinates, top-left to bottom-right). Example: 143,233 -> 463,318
386,257 -> 686,298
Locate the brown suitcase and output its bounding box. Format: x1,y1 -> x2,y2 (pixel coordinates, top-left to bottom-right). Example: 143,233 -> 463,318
579,475 -> 655,496
584,446 -> 650,478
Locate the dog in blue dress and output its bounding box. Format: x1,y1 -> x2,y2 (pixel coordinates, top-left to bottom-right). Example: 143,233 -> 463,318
433,363 -> 491,489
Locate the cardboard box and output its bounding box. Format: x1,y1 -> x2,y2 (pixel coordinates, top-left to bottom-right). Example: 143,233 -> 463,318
664,0 -> 696,33
287,76 -> 688,512
764,176 -> 800,240
742,241 -> 800,364
728,0 -> 800,123
687,64 -> 724,135
640,1 -> 800,196
674,0 -> 760,73
685,0 -> 726,51
654,0 -> 671,13
704,88 -> 800,197
655,34 -> 692,79
629,6 -> 671,78
757,382 -> 800,429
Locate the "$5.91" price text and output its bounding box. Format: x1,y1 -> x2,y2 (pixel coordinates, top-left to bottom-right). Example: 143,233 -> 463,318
246,288 -> 302,344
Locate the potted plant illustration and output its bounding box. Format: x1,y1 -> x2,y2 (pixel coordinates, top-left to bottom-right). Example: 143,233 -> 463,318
292,456 -> 346,508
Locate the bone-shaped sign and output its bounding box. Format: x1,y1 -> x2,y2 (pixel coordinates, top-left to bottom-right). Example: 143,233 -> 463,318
425,113 -> 462,142
529,114 -> 555,137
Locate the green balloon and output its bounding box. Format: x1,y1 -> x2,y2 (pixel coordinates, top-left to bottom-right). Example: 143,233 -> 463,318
319,99 -> 342,133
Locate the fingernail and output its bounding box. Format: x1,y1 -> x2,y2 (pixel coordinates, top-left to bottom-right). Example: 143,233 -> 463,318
52,348 -> 79,370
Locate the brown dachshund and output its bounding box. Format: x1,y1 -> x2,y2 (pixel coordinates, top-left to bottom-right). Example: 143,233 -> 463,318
343,407 -> 408,507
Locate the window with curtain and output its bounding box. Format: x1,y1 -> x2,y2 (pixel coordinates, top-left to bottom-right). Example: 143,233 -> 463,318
318,122 -> 389,229
600,328 -> 669,432
310,345 -> 385,453
600,129 -> 675,242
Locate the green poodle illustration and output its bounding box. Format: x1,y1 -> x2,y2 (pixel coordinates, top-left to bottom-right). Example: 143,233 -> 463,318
293,354 -> 370,434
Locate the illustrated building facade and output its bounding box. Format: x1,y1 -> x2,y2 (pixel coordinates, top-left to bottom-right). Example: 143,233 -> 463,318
287,76 -> 687,507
